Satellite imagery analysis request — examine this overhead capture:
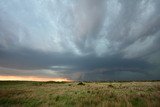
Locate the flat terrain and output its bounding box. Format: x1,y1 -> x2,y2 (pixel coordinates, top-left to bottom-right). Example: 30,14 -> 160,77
0,81 -> 160,107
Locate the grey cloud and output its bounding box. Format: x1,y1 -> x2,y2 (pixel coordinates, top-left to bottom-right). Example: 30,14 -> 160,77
0,0 -> 160,81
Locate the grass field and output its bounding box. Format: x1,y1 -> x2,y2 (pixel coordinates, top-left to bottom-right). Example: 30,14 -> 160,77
0,81 -> 160,107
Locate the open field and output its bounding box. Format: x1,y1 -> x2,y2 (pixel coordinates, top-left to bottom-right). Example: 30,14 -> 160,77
0,81 -> 160,107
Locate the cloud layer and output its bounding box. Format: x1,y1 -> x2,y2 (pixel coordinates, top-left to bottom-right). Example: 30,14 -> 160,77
0,0 -> 160,81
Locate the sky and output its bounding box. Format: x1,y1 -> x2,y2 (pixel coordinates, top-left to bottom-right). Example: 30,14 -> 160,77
0,0 -> 160,81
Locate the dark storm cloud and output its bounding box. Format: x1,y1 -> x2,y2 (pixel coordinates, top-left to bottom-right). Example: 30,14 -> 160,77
0,0 -> 160,80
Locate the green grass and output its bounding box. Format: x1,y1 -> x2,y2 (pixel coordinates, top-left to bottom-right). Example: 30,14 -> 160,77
0,81 -> 160,107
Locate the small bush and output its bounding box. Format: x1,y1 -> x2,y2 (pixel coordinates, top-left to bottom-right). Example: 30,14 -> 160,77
108,84 -> 114,88
55,96 -> 60,101
77,82 -> 85,85
87,91 -> 90,93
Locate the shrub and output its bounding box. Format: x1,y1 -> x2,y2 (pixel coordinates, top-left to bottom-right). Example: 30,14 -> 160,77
108,84 -> 114,88
77,82 -> 85,85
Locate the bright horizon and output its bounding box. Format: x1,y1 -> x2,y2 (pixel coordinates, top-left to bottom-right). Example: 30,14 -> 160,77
0,76 -> 72,82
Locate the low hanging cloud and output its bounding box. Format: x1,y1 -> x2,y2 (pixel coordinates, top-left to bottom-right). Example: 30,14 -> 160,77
0,0 -> 160,81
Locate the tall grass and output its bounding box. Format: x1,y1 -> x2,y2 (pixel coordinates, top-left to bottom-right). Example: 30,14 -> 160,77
0,81 -> 160,107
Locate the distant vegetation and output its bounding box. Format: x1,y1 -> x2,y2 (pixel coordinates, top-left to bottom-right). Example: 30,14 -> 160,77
0,81 -> 160,107
77,82 -> 85,85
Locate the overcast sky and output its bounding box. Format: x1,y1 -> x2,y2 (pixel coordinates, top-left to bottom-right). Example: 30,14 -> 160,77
0,0 -> 160,81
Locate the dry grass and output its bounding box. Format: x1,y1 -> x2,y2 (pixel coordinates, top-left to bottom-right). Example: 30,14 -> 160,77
0,81 -> 160,107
